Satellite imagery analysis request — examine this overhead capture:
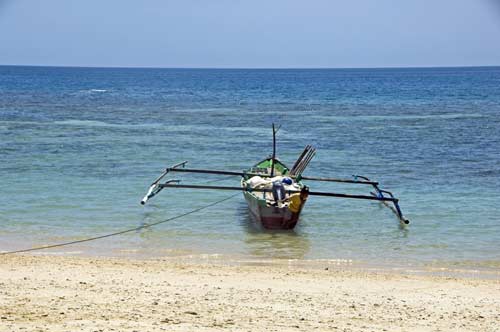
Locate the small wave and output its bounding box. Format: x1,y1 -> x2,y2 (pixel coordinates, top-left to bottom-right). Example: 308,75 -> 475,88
75,89 -> 108,94
222,126 -> 275,135
312,113 -> 485,122
54,120 -> 110,127
53,120 -> 162,129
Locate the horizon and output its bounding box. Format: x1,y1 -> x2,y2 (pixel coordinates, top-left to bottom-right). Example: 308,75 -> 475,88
2,64 -> 500,70
1,0 -> 500,68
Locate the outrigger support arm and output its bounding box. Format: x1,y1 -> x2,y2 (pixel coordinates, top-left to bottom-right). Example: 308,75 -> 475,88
158,183 -> 396,202
141,161 -> 409,224
300,175 -> 378,186
163,167 -> 379,186
141,179 -> 180,205
156,182 -> 409,224
358,175 -> 409,225
298,173 -> 408,224
165,168 -> 244,177
140,161 -> 187,205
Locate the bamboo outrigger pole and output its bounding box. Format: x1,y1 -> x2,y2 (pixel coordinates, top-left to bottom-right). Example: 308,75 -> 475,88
157,183 -> 409,224
300,175 -> 378,186
163,167 -> 378,186
159,183 -> 395,202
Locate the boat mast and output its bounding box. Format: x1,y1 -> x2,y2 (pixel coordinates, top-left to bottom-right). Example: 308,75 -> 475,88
270,123 -> 278,177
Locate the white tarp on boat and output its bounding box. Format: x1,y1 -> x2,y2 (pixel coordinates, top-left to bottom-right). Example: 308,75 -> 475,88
245,176 -> 300,191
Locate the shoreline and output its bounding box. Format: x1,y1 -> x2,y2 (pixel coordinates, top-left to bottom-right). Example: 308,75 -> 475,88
2,244 -> 500,280
1,254 -> 499,331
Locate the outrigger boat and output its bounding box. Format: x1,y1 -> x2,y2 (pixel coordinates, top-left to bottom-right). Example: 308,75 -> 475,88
141,125 -> 409,230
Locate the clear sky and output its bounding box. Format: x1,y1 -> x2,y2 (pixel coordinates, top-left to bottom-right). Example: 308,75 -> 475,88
1,0 -> 500,68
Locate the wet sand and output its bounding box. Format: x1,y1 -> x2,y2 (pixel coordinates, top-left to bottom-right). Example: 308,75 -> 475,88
0,255 -> 499,331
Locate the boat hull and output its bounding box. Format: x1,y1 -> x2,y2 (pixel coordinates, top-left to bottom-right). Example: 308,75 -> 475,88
243,191 -> 303,230
241,157 -> 306,230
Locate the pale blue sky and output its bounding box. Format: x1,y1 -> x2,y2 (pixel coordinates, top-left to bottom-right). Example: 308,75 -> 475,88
1,0 -> 499,68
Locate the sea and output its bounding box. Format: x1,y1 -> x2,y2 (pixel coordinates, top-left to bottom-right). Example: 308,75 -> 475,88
1,65 -> 499,274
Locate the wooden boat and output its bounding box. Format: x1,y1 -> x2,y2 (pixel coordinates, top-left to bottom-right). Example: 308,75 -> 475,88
241,157 -> 306,229
141,125 -> 409,230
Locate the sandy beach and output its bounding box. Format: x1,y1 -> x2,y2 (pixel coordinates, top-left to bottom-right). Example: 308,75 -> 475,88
0,255 -> 498,332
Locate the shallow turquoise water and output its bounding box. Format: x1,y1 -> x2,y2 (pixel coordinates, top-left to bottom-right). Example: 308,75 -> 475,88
1,66 -> 499,270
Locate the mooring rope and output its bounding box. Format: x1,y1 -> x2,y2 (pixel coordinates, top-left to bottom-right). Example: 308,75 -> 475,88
0,193 -> 239,256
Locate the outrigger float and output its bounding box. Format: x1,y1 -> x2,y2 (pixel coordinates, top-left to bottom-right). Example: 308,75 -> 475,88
141,125 -> 409,230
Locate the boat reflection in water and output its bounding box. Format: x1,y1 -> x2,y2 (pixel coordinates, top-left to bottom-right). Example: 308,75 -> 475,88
237,201 -> 311,260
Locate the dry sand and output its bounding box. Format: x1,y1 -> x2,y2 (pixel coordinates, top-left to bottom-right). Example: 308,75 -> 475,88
0,255 -> 499,332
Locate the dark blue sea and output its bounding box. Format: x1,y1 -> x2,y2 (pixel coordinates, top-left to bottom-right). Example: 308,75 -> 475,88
1,66 -> 499,272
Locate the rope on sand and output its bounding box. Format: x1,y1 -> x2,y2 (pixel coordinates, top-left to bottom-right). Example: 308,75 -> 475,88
0,193 -> 239,256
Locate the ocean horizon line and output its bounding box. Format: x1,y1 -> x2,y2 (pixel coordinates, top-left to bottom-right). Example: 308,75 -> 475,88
1,64 -> 500,71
